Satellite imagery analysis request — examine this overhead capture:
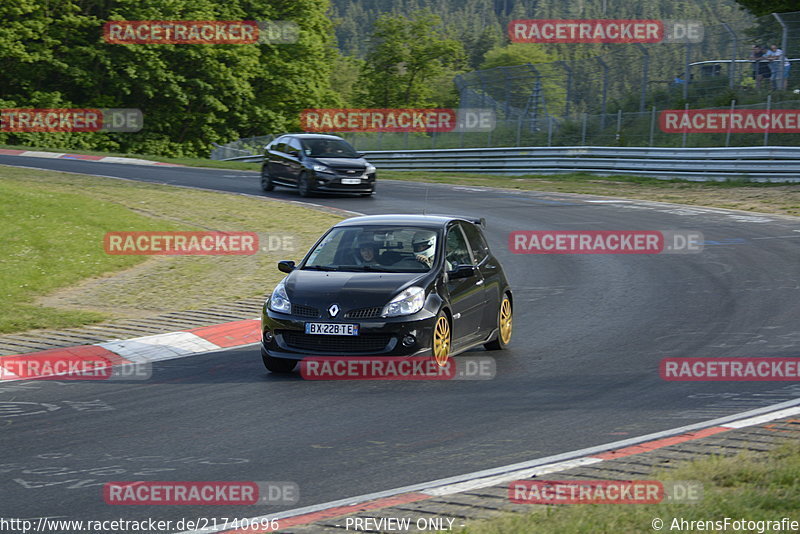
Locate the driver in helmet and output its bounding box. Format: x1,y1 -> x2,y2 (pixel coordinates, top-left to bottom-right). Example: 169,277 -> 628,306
412,231 -> 436,267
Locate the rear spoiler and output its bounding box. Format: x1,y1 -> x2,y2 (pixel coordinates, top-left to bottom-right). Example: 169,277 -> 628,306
463,216 -> 486,228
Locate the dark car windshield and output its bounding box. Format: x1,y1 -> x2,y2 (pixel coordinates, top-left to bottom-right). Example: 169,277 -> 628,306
303,226 -> 439,273
302,138 -> 360,158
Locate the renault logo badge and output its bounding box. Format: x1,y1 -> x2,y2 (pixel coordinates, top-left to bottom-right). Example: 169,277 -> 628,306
328,304 -> 340,317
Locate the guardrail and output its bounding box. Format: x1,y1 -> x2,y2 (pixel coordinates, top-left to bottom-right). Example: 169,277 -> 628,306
219,146 -> 800,181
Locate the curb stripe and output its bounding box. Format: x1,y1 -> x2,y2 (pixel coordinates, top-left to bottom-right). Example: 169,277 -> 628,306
0,149 -> 184,167
190,319 -> 261,348
590,426 -> 730,460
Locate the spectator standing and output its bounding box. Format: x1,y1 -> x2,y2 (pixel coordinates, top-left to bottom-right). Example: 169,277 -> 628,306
750,45 -> 771,90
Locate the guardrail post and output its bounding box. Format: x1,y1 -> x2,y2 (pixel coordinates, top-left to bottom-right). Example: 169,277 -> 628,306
682,103 -> 689,148
547,115 -> 553,147
764,93 -> 772,146
581,113 -> 588,145
649,106 -> 657,147
615,110 -> 622,144
726,100 -> 736,147
516,115 -> 523,146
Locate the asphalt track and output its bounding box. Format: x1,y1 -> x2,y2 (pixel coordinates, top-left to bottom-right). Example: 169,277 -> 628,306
1,155 -> 799,529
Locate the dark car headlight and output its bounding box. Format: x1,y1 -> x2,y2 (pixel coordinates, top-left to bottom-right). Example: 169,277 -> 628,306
382,286 -> 425,317
312,164 -> 334,174
268,279 -> 292,313
366,164 -> 376,174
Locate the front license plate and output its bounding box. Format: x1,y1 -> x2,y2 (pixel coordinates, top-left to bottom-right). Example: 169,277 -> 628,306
305,323 -> 359,336
341,178 -> 362,185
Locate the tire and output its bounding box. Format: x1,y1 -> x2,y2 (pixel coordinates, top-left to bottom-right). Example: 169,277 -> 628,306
484,293 -> 512,351
261,348 -> 296,373
297,172 -> 312,197
260,165 -> 275,192
431,311 -> 452,367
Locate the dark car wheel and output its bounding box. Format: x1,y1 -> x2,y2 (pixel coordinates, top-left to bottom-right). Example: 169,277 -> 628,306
297,172 -> 313,197
432,311 -> 452,367
484,293 -> 512,350
262,348 -> 296,373
260,165 -> 275,192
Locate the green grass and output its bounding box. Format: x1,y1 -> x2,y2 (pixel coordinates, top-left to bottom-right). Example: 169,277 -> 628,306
456,441 -> 800,534
0,164 -> 342,334
0,177 -> 187,332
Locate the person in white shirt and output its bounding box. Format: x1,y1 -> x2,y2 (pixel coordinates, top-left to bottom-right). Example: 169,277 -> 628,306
766,44 -> 788,90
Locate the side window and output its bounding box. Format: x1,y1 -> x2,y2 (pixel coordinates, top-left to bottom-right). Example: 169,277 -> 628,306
445,226 -> 473,269
460,223 -> 488,264
287,138 -> 303,157
270,137 -> 286,154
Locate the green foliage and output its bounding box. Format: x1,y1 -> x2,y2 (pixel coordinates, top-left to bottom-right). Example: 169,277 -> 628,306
355,11 -> 465,107
0,0 -> 338,157
733,0 -> 798,16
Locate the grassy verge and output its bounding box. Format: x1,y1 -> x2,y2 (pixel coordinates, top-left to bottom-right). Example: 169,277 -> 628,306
0,165 -> 342,334
457,441 -> 800,534
380,170 -> 800,217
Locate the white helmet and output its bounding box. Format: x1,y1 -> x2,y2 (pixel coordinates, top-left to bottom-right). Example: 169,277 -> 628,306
412,231 -> 436,259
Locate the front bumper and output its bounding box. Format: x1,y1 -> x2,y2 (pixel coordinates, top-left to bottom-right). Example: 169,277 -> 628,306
310,172 -> 376,194
261,306 -> 436,361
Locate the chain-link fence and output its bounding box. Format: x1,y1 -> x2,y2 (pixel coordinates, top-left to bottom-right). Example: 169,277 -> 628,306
211,11 -> 800,158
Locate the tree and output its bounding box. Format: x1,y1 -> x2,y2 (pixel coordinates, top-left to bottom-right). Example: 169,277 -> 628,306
732,0 -> 797,16
356,11 -> 465,108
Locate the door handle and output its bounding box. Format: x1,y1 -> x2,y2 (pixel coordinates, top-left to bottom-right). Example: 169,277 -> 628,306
476,279 -> 484,286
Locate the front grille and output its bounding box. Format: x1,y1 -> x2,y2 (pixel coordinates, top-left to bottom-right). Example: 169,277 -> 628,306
333,167 -> 365,176
292,304 -> 320,318
281,331 -> 391,353
345,307 -> 383,319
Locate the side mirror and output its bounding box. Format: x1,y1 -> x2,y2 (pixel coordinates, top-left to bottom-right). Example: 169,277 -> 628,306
357,152 -> 366,158
449,264 -> 475,279
278,260 -> 295,273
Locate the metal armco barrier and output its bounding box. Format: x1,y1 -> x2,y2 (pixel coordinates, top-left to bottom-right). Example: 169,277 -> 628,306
220,146 -> 800,182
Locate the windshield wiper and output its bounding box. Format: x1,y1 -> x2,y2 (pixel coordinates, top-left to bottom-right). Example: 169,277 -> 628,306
302,265 -> 339,271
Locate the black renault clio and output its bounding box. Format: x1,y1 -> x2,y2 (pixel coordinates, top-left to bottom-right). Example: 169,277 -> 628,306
260,133 -> 376,197
261,214 -> 513,373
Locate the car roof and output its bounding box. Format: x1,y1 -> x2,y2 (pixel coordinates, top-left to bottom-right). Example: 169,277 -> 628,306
277,133 -> 347,140
335,214 -> 484,229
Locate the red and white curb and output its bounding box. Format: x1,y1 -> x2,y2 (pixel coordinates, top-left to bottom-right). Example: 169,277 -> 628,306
0,148 -> 183,166
0,319 -> 260,381
180,401 -> 800,533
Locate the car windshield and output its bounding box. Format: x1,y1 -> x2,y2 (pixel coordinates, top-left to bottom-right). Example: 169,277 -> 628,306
302,138 -> 360,158
303,226 -> 438,273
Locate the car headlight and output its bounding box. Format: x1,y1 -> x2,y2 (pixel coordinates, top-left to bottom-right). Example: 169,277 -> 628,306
382,286 -> 425,317
366,164 -> 376,174
313,164 -> 333,173
268,280 -> 291,313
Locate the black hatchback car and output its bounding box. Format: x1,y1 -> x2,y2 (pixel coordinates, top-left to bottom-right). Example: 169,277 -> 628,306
261,214 -> 513,373
260,133 -> 376,197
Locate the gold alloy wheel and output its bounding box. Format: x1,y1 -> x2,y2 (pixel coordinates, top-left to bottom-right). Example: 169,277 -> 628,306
433,315 -> 451,366
499,296 -> 513,345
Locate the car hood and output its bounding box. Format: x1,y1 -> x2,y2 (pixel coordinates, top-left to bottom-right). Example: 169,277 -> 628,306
312,157 -> 366,169
284,270 -> 427,313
